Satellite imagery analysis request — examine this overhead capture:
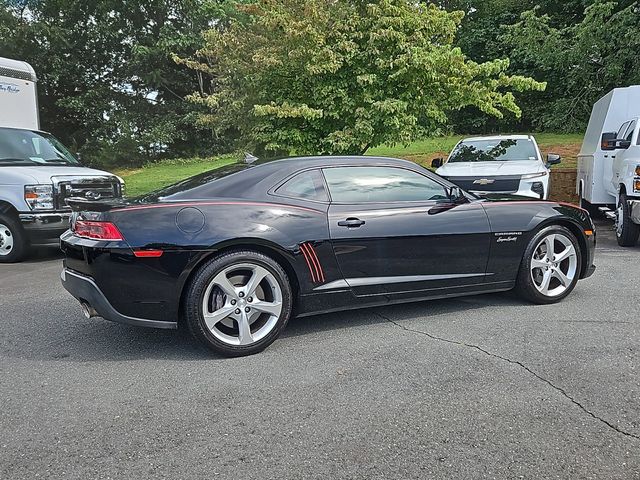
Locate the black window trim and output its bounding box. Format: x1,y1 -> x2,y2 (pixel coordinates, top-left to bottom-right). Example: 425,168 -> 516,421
319,164 -> 454,206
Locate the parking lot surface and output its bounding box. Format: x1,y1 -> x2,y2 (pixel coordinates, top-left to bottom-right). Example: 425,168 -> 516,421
1,220 -> 639,479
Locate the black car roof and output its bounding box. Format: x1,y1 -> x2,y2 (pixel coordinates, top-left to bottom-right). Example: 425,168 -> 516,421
140,155 -> 429,203
259,155 -> 418,169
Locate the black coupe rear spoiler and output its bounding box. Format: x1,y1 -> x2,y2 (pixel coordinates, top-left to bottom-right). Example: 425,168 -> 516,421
65,197 -> 130,212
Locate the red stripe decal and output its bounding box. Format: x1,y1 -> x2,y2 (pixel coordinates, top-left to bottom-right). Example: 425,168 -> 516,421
301,243 -> 321,283
299,244 -> 317,283
111,201 -> 322,214
305,243 -> 325,283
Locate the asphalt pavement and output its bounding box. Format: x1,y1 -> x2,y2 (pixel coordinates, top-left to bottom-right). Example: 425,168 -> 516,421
1,220 -> 639,479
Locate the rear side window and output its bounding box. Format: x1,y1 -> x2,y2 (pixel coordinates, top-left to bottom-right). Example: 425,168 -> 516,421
322,166 -> 447,203
275,169 -> 328,202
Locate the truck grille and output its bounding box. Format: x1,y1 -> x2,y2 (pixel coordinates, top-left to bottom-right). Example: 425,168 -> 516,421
444,176 -> 521,193
53,176 -> 122,210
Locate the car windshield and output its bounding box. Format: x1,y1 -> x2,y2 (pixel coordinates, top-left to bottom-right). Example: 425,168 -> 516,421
0,127 -> 79,166
449,138 -> 538,163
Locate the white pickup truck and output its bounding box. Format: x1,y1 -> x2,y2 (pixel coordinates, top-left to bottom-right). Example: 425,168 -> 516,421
432,134 -> 561,200
577,86 -> 640,246
0,56 -> 123,262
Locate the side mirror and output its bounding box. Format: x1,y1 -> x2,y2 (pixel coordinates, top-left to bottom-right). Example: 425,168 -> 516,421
431,157 -> 444,169
547,153 -> 561,165
431,186 -> 465,213
601,132 -> 630,151
601,132 -> 617,151
445,185 -> 465,201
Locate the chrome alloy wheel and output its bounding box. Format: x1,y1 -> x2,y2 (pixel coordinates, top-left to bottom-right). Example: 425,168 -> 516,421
0,223 -> 14,256
530,233 -> 578,297
201,263 -> 283,346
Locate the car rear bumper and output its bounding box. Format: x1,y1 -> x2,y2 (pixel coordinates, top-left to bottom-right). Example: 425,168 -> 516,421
60,267 -> 178,330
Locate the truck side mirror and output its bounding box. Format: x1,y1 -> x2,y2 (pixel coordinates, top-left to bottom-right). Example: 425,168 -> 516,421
601,132 -> 618,151
547,153 -> 561,165
431,157 -> 444,169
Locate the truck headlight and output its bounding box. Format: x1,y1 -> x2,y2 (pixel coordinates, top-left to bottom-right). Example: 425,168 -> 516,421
24,185 -> 54,210
635,165 -> 640,176
521,171 -> 548,179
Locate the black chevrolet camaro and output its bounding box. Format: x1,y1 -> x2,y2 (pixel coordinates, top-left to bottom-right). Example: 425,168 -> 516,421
61,156 -> 596,356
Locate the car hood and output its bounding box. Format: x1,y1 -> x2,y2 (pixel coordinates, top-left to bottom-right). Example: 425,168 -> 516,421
0,165 -> 119,185
436,160 -> 545,177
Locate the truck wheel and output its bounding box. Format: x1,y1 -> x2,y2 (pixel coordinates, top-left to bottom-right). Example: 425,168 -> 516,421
616,193 -> 640,247
0,213 -> 27,263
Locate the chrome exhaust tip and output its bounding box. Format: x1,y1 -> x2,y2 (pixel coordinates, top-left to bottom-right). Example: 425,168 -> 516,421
80,302 -> 98,319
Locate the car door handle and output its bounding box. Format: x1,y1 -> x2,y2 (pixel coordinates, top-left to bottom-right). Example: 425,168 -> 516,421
337,218 -> 365,228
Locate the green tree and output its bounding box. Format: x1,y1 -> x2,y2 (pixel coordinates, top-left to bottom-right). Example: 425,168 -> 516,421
0,0 -> 224,166
186,0 -> 545,156
503,0 -> 640,131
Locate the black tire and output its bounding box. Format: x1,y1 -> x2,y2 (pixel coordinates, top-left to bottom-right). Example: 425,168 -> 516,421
514,225 -> 582,305
615,192 -> 640,247
0,212 -> 27,263
184,250 -> 293,357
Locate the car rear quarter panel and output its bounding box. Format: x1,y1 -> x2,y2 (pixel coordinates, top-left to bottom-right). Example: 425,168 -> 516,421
64,201 -> 338,322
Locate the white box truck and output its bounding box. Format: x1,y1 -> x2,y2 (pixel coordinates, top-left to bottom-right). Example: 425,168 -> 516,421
577,86 -> 640,246
0,56 -> 124,262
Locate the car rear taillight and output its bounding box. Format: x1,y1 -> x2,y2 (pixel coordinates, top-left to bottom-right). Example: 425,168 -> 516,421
72,220 -> 124,241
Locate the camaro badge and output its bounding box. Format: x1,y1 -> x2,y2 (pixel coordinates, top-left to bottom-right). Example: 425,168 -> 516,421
495,231 -> 522,243
473,178 -> 495,185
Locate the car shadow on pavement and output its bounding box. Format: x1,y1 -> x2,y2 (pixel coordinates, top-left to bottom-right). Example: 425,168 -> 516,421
283,291 -> 521,339
15,291 -> 521,363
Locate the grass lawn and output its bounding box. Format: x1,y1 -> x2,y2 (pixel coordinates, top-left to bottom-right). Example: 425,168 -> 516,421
115,154 -> 238,197
116,133 -> 584,197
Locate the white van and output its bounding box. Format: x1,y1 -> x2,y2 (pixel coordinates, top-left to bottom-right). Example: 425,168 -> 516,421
0,57 -> 39,130
577,86 -> 640,246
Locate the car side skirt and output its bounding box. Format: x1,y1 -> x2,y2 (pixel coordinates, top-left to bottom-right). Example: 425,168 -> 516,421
297,280 -> 515,317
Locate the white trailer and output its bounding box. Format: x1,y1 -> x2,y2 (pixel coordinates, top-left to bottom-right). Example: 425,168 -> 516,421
0,57 -> 39,130
577,86 -> 640,246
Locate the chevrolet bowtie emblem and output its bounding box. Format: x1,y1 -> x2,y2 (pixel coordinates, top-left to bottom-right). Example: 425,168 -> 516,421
473,178 -> 495,185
